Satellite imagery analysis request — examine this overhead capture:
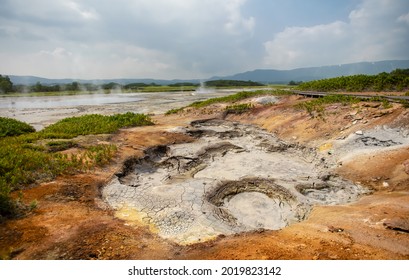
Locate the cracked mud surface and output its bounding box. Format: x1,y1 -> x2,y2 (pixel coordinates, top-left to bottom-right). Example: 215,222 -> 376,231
103,119 -> 367,244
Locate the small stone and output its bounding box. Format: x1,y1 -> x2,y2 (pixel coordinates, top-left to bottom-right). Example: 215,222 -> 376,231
352,120 -> 358,125
355,130 -> 363,135
382,181 -> 389,188
328,225 -> 344,233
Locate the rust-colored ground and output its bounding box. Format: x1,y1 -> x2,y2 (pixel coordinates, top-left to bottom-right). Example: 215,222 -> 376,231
1,95 -> 408,259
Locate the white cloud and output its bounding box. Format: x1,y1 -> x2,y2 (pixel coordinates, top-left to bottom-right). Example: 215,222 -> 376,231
264,21 -> 347,68
64,1 -> 99,21
39,47 -> 73,58
398,13 -> 409,24
223,0 -> 255,35
263,0 -> 409,69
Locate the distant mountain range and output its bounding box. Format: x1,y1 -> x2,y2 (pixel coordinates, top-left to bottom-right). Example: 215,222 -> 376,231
7,59 -> 409,85
210,60 -> 409,83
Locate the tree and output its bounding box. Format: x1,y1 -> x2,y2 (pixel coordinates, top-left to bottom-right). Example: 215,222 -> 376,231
0,75 -> 13,93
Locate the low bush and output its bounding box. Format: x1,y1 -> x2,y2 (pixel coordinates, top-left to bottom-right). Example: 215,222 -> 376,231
297,69 -> 409,92
40,112 -> 153,138
0,117 -> 35,138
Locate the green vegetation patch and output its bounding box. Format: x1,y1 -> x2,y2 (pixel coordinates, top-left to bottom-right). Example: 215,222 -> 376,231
297,69 -> 409,92
296,94 -> 399,116
165,108 -> 185,115
46,140 -> 78,152
204,80 -> 264,88
40,112 -> 153,139
296,95 -> 361,115
0,112 -> 153,219
165,89 -> 291,115
0,117 -> 35,138
190,89 -> 290,108
224,103 -> 254,114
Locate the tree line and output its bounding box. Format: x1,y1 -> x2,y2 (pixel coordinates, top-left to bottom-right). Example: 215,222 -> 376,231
297,69 -> 409,92
0,76 -> 266,94
204,80 -> 264,87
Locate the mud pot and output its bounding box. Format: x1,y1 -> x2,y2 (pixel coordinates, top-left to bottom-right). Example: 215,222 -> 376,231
103,119 -> 368,244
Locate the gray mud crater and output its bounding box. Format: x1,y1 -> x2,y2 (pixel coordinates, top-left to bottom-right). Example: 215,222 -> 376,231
103,119 -> 368,244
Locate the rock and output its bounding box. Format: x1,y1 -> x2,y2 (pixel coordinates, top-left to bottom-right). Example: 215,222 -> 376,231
252,96 -> 278,105
382,181 -> 389,188
352,120 -> 358,125
355,130 -> 363,135
383,218 -> 409,233
328,225 -> 344,233
320,174 -> 332,181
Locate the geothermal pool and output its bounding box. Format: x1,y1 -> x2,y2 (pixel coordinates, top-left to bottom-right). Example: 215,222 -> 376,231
0,90 -> 240,130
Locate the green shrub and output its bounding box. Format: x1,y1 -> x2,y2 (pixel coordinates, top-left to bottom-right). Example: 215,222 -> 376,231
40,112 -> 153,138
297,69 -> 409,92
0,117 -> 35,138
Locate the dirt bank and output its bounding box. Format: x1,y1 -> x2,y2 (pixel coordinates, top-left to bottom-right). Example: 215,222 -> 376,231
1,94 -> 408,259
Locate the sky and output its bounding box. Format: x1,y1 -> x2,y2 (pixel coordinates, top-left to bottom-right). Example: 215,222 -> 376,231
0,0 -> 408,80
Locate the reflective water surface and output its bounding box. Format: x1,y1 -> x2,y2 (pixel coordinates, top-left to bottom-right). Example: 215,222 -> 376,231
0,93 -> 144,109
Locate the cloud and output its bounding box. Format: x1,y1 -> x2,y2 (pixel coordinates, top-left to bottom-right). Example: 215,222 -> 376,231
0,0 -> 257,78
63,1 -> 99,21
223,0 -> 255,35
1,0 -> 407,79
398,12 -> 409,24
263,0 -> 409,69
